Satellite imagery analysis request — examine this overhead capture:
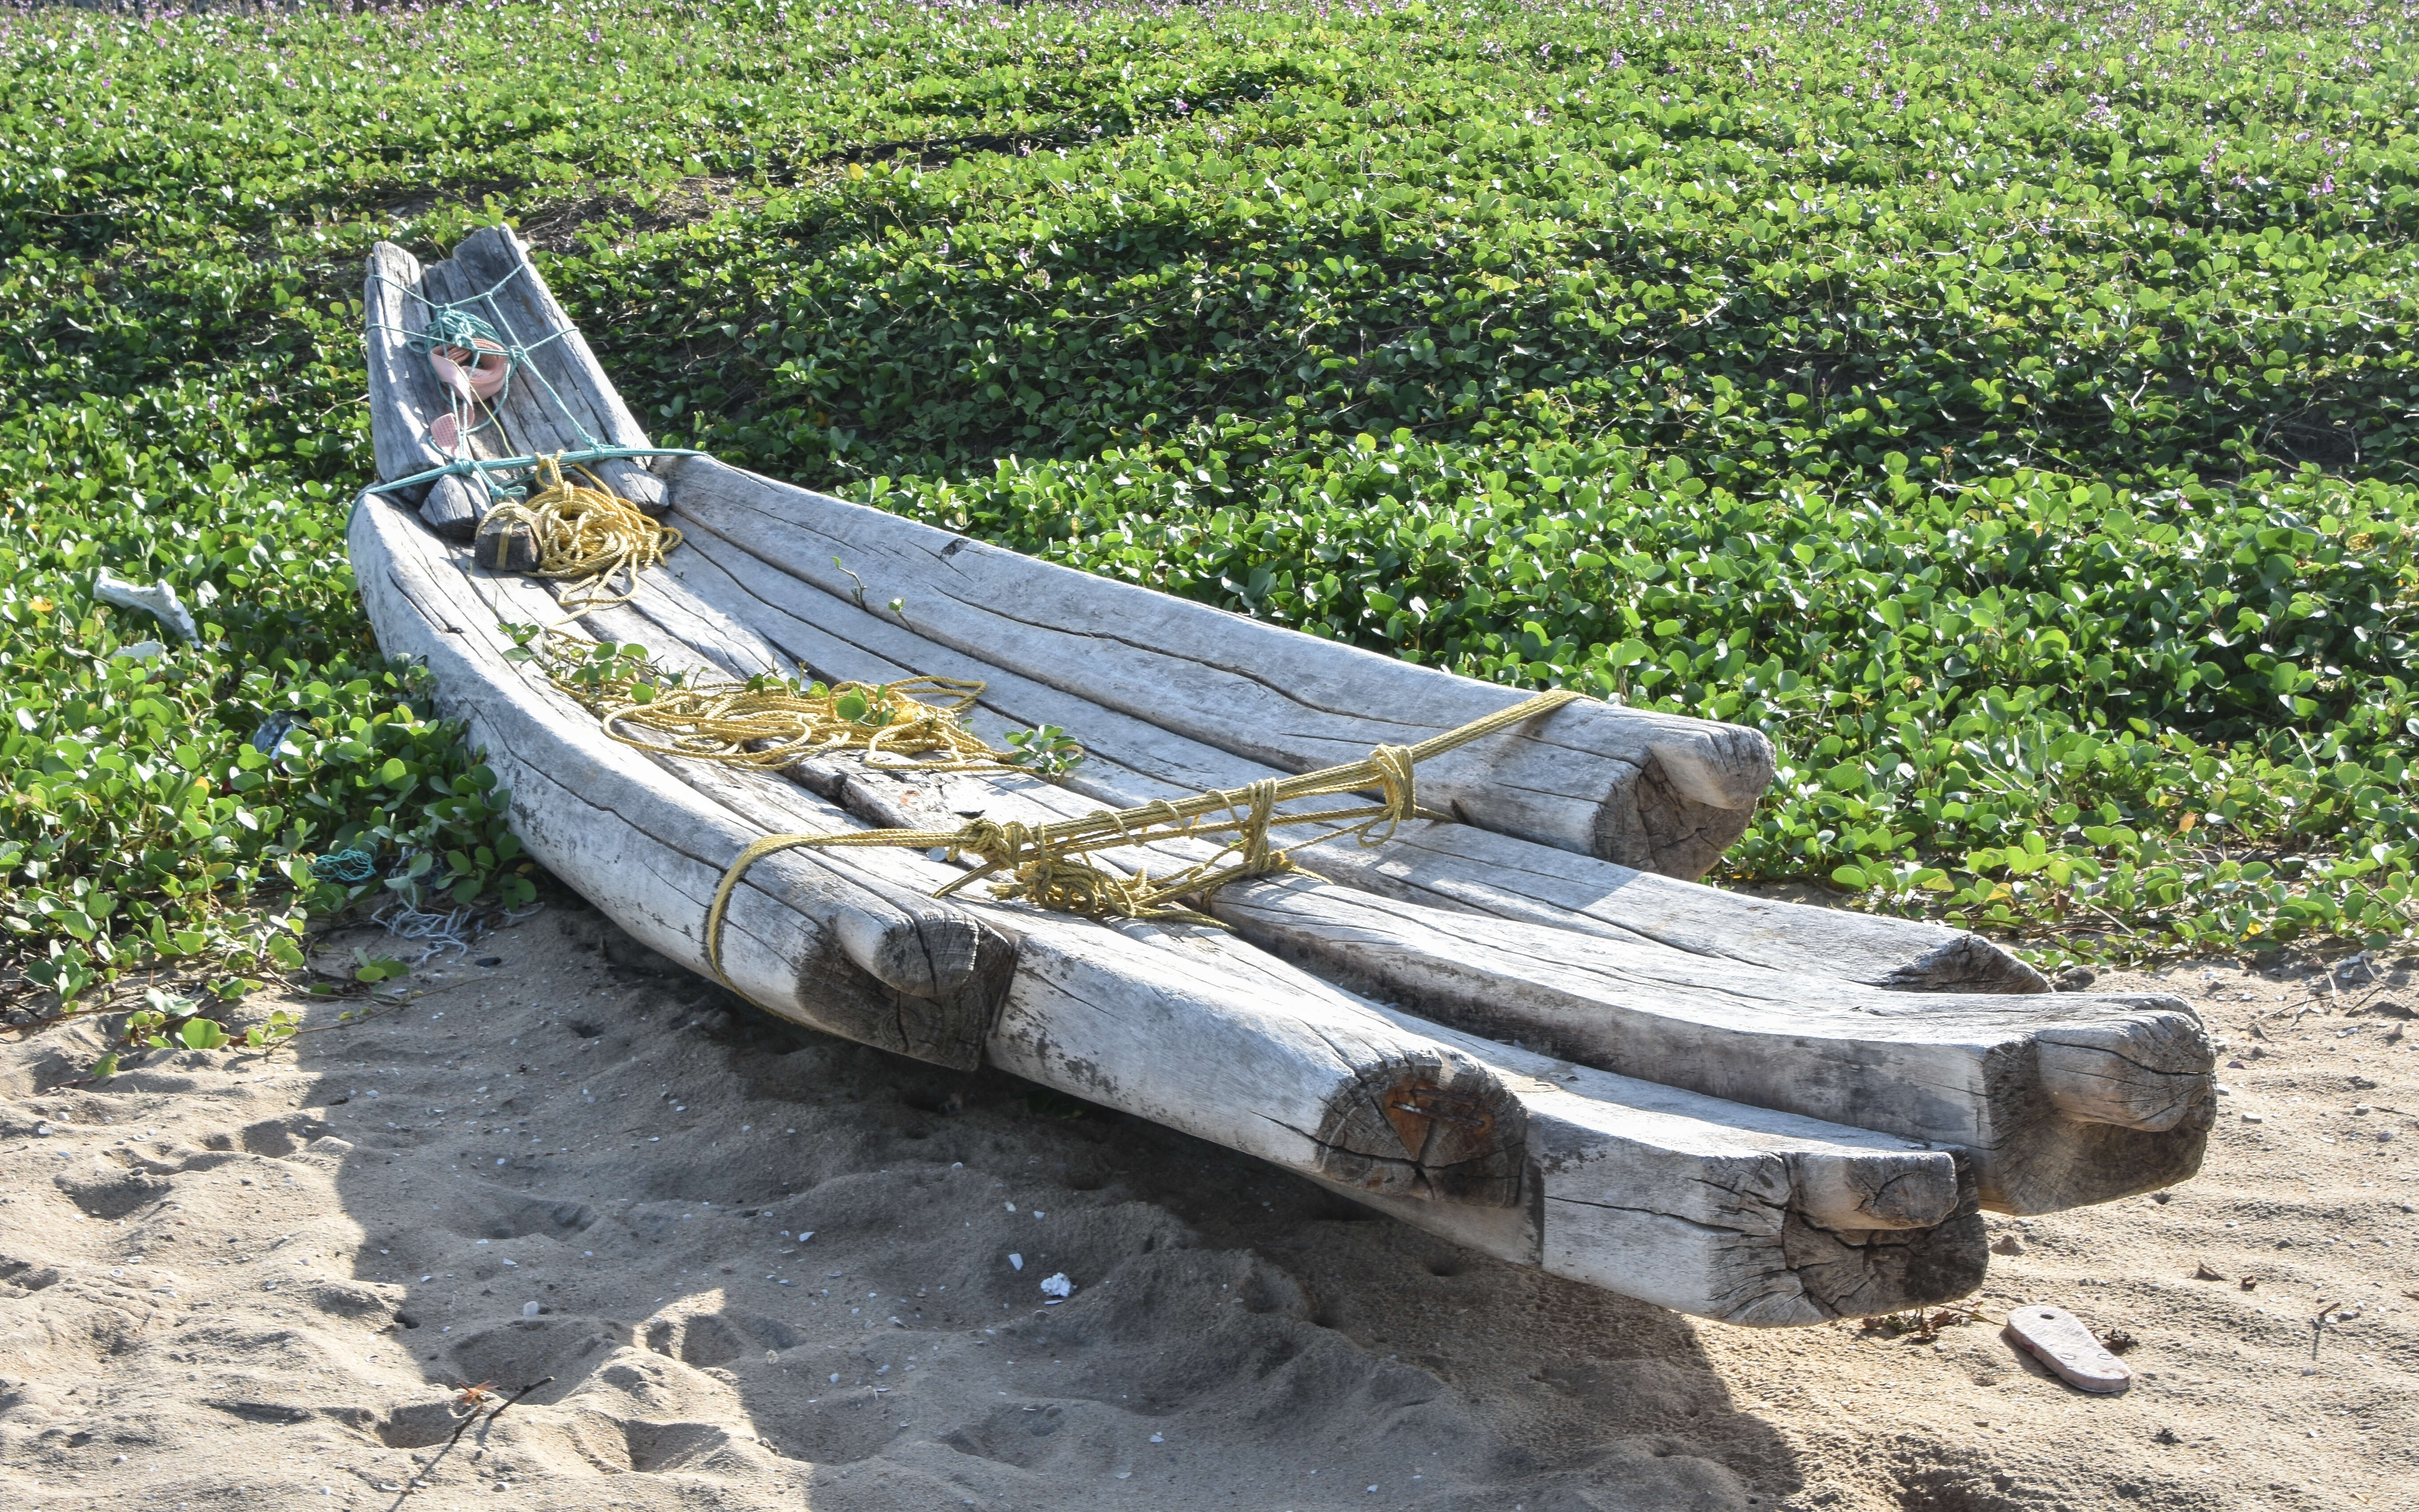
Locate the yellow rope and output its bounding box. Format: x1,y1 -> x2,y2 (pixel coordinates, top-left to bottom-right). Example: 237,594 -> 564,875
527,631 -> 1018,773
701,689 -> 1583,992
479,455 -> 681,611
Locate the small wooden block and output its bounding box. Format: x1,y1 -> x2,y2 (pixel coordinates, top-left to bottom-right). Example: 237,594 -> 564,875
474,513 -> 541,574
418,472 -> 483,543
2005,1305 -> 2133,1394
593,457 -> 671,517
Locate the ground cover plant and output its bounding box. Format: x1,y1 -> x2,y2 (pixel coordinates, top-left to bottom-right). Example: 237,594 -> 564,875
3,0 -> 2415,1024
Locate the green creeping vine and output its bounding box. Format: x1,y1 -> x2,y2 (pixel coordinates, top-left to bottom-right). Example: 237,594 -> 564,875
0,0 -> 2414,1033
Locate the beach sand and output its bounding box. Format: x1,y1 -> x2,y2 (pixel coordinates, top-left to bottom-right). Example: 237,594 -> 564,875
3,900 -> 2411,1510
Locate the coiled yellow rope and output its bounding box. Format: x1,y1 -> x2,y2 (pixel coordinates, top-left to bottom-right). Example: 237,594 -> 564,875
533,633 -> 1008,772
479,455 -> 681,611
701,689 -> 1583,992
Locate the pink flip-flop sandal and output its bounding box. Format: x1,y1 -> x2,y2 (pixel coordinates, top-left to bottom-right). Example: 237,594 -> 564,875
2005,1305 -> 2133,1393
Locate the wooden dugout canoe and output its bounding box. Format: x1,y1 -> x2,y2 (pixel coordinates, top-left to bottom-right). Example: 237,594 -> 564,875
351,227 -> 2210,1323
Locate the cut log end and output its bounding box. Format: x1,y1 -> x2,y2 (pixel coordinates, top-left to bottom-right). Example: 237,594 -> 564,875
1642,725 -> 1778,813
869,920 -> 1017,1073
2035,1009 -> 2216,1133
1885,933 -> 2054,995
1311,1051 -> 1527,1208
592,457 -> 671,517
1783,1207 -> 1990,1320
1786,1148 -> 1965,1231
1592,756 -> 1764,880
1987,1111 -> 2210,1216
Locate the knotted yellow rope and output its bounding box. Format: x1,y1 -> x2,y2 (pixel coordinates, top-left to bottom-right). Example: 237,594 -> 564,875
479,455 -> 681,611
701,689 -> 1582,992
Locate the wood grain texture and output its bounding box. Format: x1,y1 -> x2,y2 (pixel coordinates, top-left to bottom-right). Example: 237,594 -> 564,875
362,242 -> 451,505
1202,876 -> 2211,1215
575,599 -> 1985,1317
417,471 -> 483,543
445,228 -> 669,514
564,597 -> 1528,1210
657,456 -> 1771,879
348,490 -> 1004,1069
596,499 -> 2204,1212
648,481 -> 2040,997
759,699 -> 2203,1215
1322,1008 -> 1986,1324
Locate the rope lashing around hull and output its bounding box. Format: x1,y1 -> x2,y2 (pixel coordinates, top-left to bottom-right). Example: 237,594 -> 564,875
475,456 -> 682,612
699,689 -> 1584,995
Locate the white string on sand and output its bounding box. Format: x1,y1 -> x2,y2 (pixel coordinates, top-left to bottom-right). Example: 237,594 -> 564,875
372,895 -> 544,964
372,898 -> 479,966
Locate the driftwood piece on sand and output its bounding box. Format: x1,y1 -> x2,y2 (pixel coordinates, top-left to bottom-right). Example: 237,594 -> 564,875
655,458 -> 1772,879
652,485 -> 2039,996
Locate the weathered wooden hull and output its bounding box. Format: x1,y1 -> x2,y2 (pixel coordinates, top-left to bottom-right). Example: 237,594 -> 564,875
352,227 -> 2211,1324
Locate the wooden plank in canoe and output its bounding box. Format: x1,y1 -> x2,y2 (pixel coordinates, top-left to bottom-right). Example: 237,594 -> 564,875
348,489 -> 1009,1069
443,228 -> 669,515
355,485 -> 1532,1208
1325,1009 -> 1988,1325
362,242 -> 452,511
651,487 -> 2041,994
656,458 -> 1772,879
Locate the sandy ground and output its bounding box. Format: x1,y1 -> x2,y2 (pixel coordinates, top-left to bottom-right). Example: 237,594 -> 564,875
2,898 -> 2412,1512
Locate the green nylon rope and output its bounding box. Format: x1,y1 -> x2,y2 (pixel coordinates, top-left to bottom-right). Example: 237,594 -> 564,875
367,254 -> 619,503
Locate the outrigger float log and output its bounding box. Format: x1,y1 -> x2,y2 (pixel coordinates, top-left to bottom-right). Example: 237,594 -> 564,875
350,228 -> 2213,1326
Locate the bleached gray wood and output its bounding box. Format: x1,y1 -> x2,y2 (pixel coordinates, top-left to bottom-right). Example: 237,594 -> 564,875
1198,878 -> 2211,1215
363,242 -> 452,506
349,243 -> 2179,1319
682,736 -> 1987,1321
446,227 -> 669,515
655,501 -> 2042,996
586,552 -> 2180,1213
417,471 -> 483,543
413,254 -> 590,485
348,491 -> 1006,1070
600,715 -> 1527,1209
765,707 -> 2204,1215
1322,1012 -> 1987,1324
657,456 -> 1772,879
564,603 -> 1984,1317
581,526 -> 2201,1213
1282,823 -> 2051,995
